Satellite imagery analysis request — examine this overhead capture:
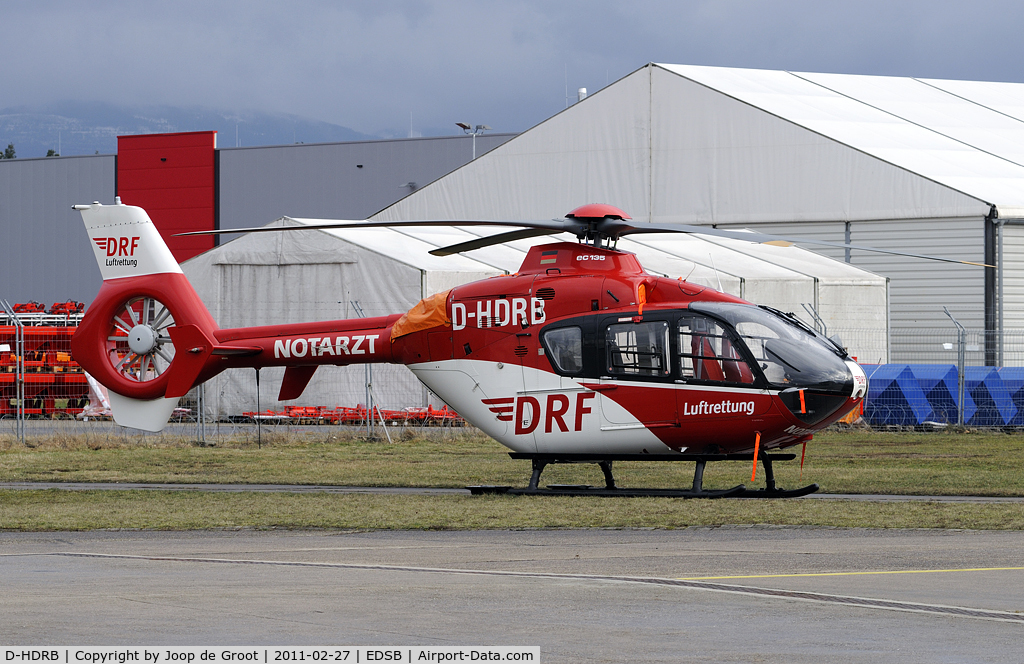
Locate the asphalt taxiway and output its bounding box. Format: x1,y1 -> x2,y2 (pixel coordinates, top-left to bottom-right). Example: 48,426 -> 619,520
2,528 -> 1022,662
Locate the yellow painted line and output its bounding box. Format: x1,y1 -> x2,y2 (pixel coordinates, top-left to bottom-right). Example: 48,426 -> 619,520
678,566 -> 1024,581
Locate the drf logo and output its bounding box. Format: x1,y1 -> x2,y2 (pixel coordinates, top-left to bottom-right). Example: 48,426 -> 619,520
94,236 -> 140,257
483,392 -> 596,434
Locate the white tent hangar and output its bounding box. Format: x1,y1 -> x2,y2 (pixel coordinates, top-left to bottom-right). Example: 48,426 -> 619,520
182,216 -> 886,417
181,221 -> 500,417
375,63 -> 1024,365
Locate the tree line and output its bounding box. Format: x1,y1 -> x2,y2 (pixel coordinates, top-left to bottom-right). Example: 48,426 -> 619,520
0,144 -> 61,159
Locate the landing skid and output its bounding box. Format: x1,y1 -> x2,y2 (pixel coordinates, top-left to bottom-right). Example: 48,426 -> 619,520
469,485 -> 747,498
732,484 -> 820,499
466,452 -> 818,499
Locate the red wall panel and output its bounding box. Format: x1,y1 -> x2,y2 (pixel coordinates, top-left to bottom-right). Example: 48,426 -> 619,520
117,131 -> 217,263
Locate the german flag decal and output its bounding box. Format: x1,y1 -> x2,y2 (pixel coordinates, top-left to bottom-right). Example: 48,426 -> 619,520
539,250 -> 558,265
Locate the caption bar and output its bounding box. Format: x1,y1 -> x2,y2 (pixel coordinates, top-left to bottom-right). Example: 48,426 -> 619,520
4,649 -> 538,664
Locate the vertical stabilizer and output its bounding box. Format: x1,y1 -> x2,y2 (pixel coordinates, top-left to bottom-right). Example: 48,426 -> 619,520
75,199 -> 183,281
73,199 -> 216,432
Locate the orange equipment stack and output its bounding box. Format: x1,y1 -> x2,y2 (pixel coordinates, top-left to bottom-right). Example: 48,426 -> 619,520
1,302 -> 90,418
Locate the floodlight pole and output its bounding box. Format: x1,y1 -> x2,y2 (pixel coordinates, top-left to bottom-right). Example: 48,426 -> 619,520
456,122 -> 490,160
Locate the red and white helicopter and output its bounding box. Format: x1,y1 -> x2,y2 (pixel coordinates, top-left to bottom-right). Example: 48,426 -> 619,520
70,200 -> 981,497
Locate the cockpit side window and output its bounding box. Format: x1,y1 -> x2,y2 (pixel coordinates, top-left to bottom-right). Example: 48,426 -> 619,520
688,302 -> 853,393
606,321 -> 670,377
542,326 -> 583,374
731,320 -> 788,385
678,315 -> 755,384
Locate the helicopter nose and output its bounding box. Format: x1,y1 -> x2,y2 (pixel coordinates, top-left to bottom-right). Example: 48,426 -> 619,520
847,361 -> 867,400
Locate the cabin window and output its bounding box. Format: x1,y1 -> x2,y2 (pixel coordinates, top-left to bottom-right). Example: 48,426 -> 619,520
677,315 -> 755,384
606,321 -> 670,376
542,326 -> 583,373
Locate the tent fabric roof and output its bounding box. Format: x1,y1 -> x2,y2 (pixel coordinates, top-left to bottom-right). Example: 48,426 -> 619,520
370,63 -> 1024,226
288,216 -> 886,297
211,215 -> 884,297
659,64 -> 1024,216
286,217 -> 502,275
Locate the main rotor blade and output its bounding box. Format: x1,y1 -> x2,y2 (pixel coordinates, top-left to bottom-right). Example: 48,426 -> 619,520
429,228 -> 564,256
174,215 -> 993,268
174,218 -> 568,237
621,222 -> 995,268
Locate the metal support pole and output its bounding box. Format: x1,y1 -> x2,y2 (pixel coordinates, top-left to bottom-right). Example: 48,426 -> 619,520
944,307 -> 967,426
984,208 -> 998,366
1,300 -> 25,445
996,218 -> 1005,367
195,382 -> 206,444
367,383 -> 393,444
255,367 -> 261,449
350,300 -> 374,438
801,303 -> 828,337
366,364 -> 373,437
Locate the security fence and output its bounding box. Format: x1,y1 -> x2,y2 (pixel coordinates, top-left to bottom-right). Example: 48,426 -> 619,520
835,325 -> 1024,428
2,300 -> 474,444
831,327 -> 1024,368
860,363 -> 1024,428
2,301 -> 88,441
1,303 -> 214,444
7,302 -> 1024,441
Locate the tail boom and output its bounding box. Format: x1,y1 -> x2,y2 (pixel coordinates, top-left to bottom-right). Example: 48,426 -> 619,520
214,316 -> 400,368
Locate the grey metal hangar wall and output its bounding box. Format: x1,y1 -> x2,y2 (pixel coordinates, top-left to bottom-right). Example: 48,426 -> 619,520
0,154 -> 116,305
0,133 -> 515,306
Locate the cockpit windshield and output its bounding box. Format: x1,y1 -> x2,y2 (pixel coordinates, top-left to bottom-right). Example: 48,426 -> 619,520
690,302 -> 852,393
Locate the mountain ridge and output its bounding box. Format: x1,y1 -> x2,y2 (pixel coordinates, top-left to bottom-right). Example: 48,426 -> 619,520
0,102 -> 379,158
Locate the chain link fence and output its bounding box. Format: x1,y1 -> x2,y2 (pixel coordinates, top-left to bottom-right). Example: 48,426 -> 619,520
2,301 -> 92,444
833,326 -> 1024,367
8,301 -> 1024,443
2,304 -> 468,446
835,325 -> 1024,428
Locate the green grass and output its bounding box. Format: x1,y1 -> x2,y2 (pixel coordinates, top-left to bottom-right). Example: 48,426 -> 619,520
3,428 -> 1023,495
2,490 -> 1022,531
2,427 -> 1024,531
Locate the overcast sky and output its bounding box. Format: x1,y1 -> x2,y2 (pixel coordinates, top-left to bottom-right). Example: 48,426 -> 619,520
6,1 -> 1024,138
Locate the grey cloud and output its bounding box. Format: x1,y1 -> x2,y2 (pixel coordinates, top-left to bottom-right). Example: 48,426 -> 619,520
3,0 -> 1023,138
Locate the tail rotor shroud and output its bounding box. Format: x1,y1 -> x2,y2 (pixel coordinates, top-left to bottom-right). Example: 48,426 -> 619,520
107,296 -> 177,384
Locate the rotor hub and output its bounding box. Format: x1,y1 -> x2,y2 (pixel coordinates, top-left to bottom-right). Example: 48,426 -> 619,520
128,324 -> 159,355
565,203 -> 630,220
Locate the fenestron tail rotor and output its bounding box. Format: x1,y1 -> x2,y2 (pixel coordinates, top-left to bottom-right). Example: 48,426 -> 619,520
106,296 -> 177,384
